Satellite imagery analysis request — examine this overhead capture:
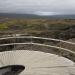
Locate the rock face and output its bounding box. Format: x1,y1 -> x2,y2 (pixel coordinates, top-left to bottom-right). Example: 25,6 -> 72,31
58,25 -> 75,40
68,38 -> 75,43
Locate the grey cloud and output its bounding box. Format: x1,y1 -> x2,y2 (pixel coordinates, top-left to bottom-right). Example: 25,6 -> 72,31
0,0 -> 75,15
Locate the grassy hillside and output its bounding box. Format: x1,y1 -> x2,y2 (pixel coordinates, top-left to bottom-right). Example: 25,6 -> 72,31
0,18 -> 75,40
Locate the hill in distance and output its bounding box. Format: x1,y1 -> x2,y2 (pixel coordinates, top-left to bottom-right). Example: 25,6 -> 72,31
0,13 -> 75,19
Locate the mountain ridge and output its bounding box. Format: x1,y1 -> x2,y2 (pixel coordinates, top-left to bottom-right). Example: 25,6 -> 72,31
0,13 -> 75,19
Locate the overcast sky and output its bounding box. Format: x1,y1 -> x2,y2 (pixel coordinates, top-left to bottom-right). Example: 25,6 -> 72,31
0,0 -> 75,15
